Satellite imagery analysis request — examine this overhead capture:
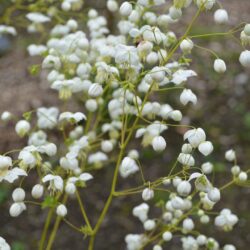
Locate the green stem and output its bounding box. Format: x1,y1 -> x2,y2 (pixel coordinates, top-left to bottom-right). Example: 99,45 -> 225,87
45,194 -> 68,250
39,208 -> 54,250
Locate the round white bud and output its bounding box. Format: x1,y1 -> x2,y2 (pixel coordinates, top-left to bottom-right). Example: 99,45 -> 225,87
238,171 -> 248,182
119,2 -> 132,16
65,183 -> 76,195
214,9 -> 229,24
88,83 -> 103,98
15,120 -> 31,137
244,24 -> 250,36
31,184 -> 44,199
231,165 -> 240,176
201,162 -> 213,174
56,204 -> 67,217
169,6 -> 182,20
107,0 -> 118,12
86,99 -> 98,112
198,141 -> 214,156
12,188 -> 25,202
142,188 -> 154,201
180,39 -> 194,53
170,110 -> 182,121
207,187 -> 221,202
152,136 -> 167,152
9,203 -> 23,217
143,219 -> 156,231
182,218 -> 194,231
239,50 -> 250,68
214,59 -> 226,73
101,140 -> 113,153
177,181 -> 192,197
225,149 -> 236,162
162,231 -> 172,241
1,111 -> 12,121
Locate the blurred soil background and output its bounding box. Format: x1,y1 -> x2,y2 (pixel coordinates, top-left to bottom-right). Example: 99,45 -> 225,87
0,0 -> 250,249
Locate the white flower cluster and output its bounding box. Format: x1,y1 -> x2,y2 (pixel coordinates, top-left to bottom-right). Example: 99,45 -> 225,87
0,0 -> 249,249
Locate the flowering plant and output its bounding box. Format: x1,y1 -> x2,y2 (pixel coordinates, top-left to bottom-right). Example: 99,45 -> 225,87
0,0 -> 250,249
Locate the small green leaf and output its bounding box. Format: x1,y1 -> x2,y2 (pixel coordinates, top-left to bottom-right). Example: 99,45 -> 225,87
42,196 -> 58,209
28,64 -> 40,75
23,111 -> 32,121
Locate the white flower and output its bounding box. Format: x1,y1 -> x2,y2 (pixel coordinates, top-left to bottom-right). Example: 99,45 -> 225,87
0,25 -> 16,36
198,141 -> 214,156
215,209 -> 238,230
42,174 -> 63,192
0,236 -> 11,250
181,236 -> 198,250
152,136 -> 166,152
15,120 -> 31,137
65,182 -> 76,195
225,149 -> 236,162
79,173 -> 93,182
0,156 -> 27,183
132,203 -> 149,222
88,152 -> 108,165
37,107 -> 59,129
177,153 -> 195,166
177,181 -> 192,196
26,12 -> 51,23
88,83 -> 103,98
239,50 -> 250,67
172,69 -> 197,85
59,112 -> 86,123
162,231 -> 172,241
12,188 -> 25,202
153,245 -> 162,250
143,219 -> 156,231
142,188 -> 154,201
184,128 -> 206,148
125,234 -> 146,250
119,157 -> 139,178
31,184 -> 44,199
180,39 -> 194,53
214,59 -> 226,73
27,44 -> 47,56
208,187 -> 221,202
214,9 -> 229,24
119,2 -> 133,16
56,204 -> 67,217
180,89 -> 197,105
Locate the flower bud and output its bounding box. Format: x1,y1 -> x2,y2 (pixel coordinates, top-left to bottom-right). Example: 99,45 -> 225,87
119,2 -> 132,16
9,203 -> 23,217
15,120 -> 31,137
170,110 -> 182,121
56,204 -> 67,217
214,9 -> 229,24
196,235 -> 207,245
86,99 -> 98,112
169,6 -> 182,20
101,140 -> 114,153
225,149 -> 235,162
182,218 -> 194,231
65,182 -> 76,195
107,0 -> 118,12
180,39 -> 194,53
214,59 -> 226,73
152,136 -> 166,152
88,83 -> 103,98
31,184 -> 44,199
244,24 -> 250,36
231,165 -> 240,176
177,181 -> 192,197
200,215 -> 210,224
12,188 -> 25,202
238,171 -> 248,182
142,188 -> 154,201
201,162 -> 213,174
198,141 -> 214,156
1,111 -> 12,121
208,187 -> 221,202
223,244 -> 236,250
162,231 -> 172,241
143,219 -> 156,231
181,144 -> 192,154
153,245 -> 162,250
239,50 -> 250,68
